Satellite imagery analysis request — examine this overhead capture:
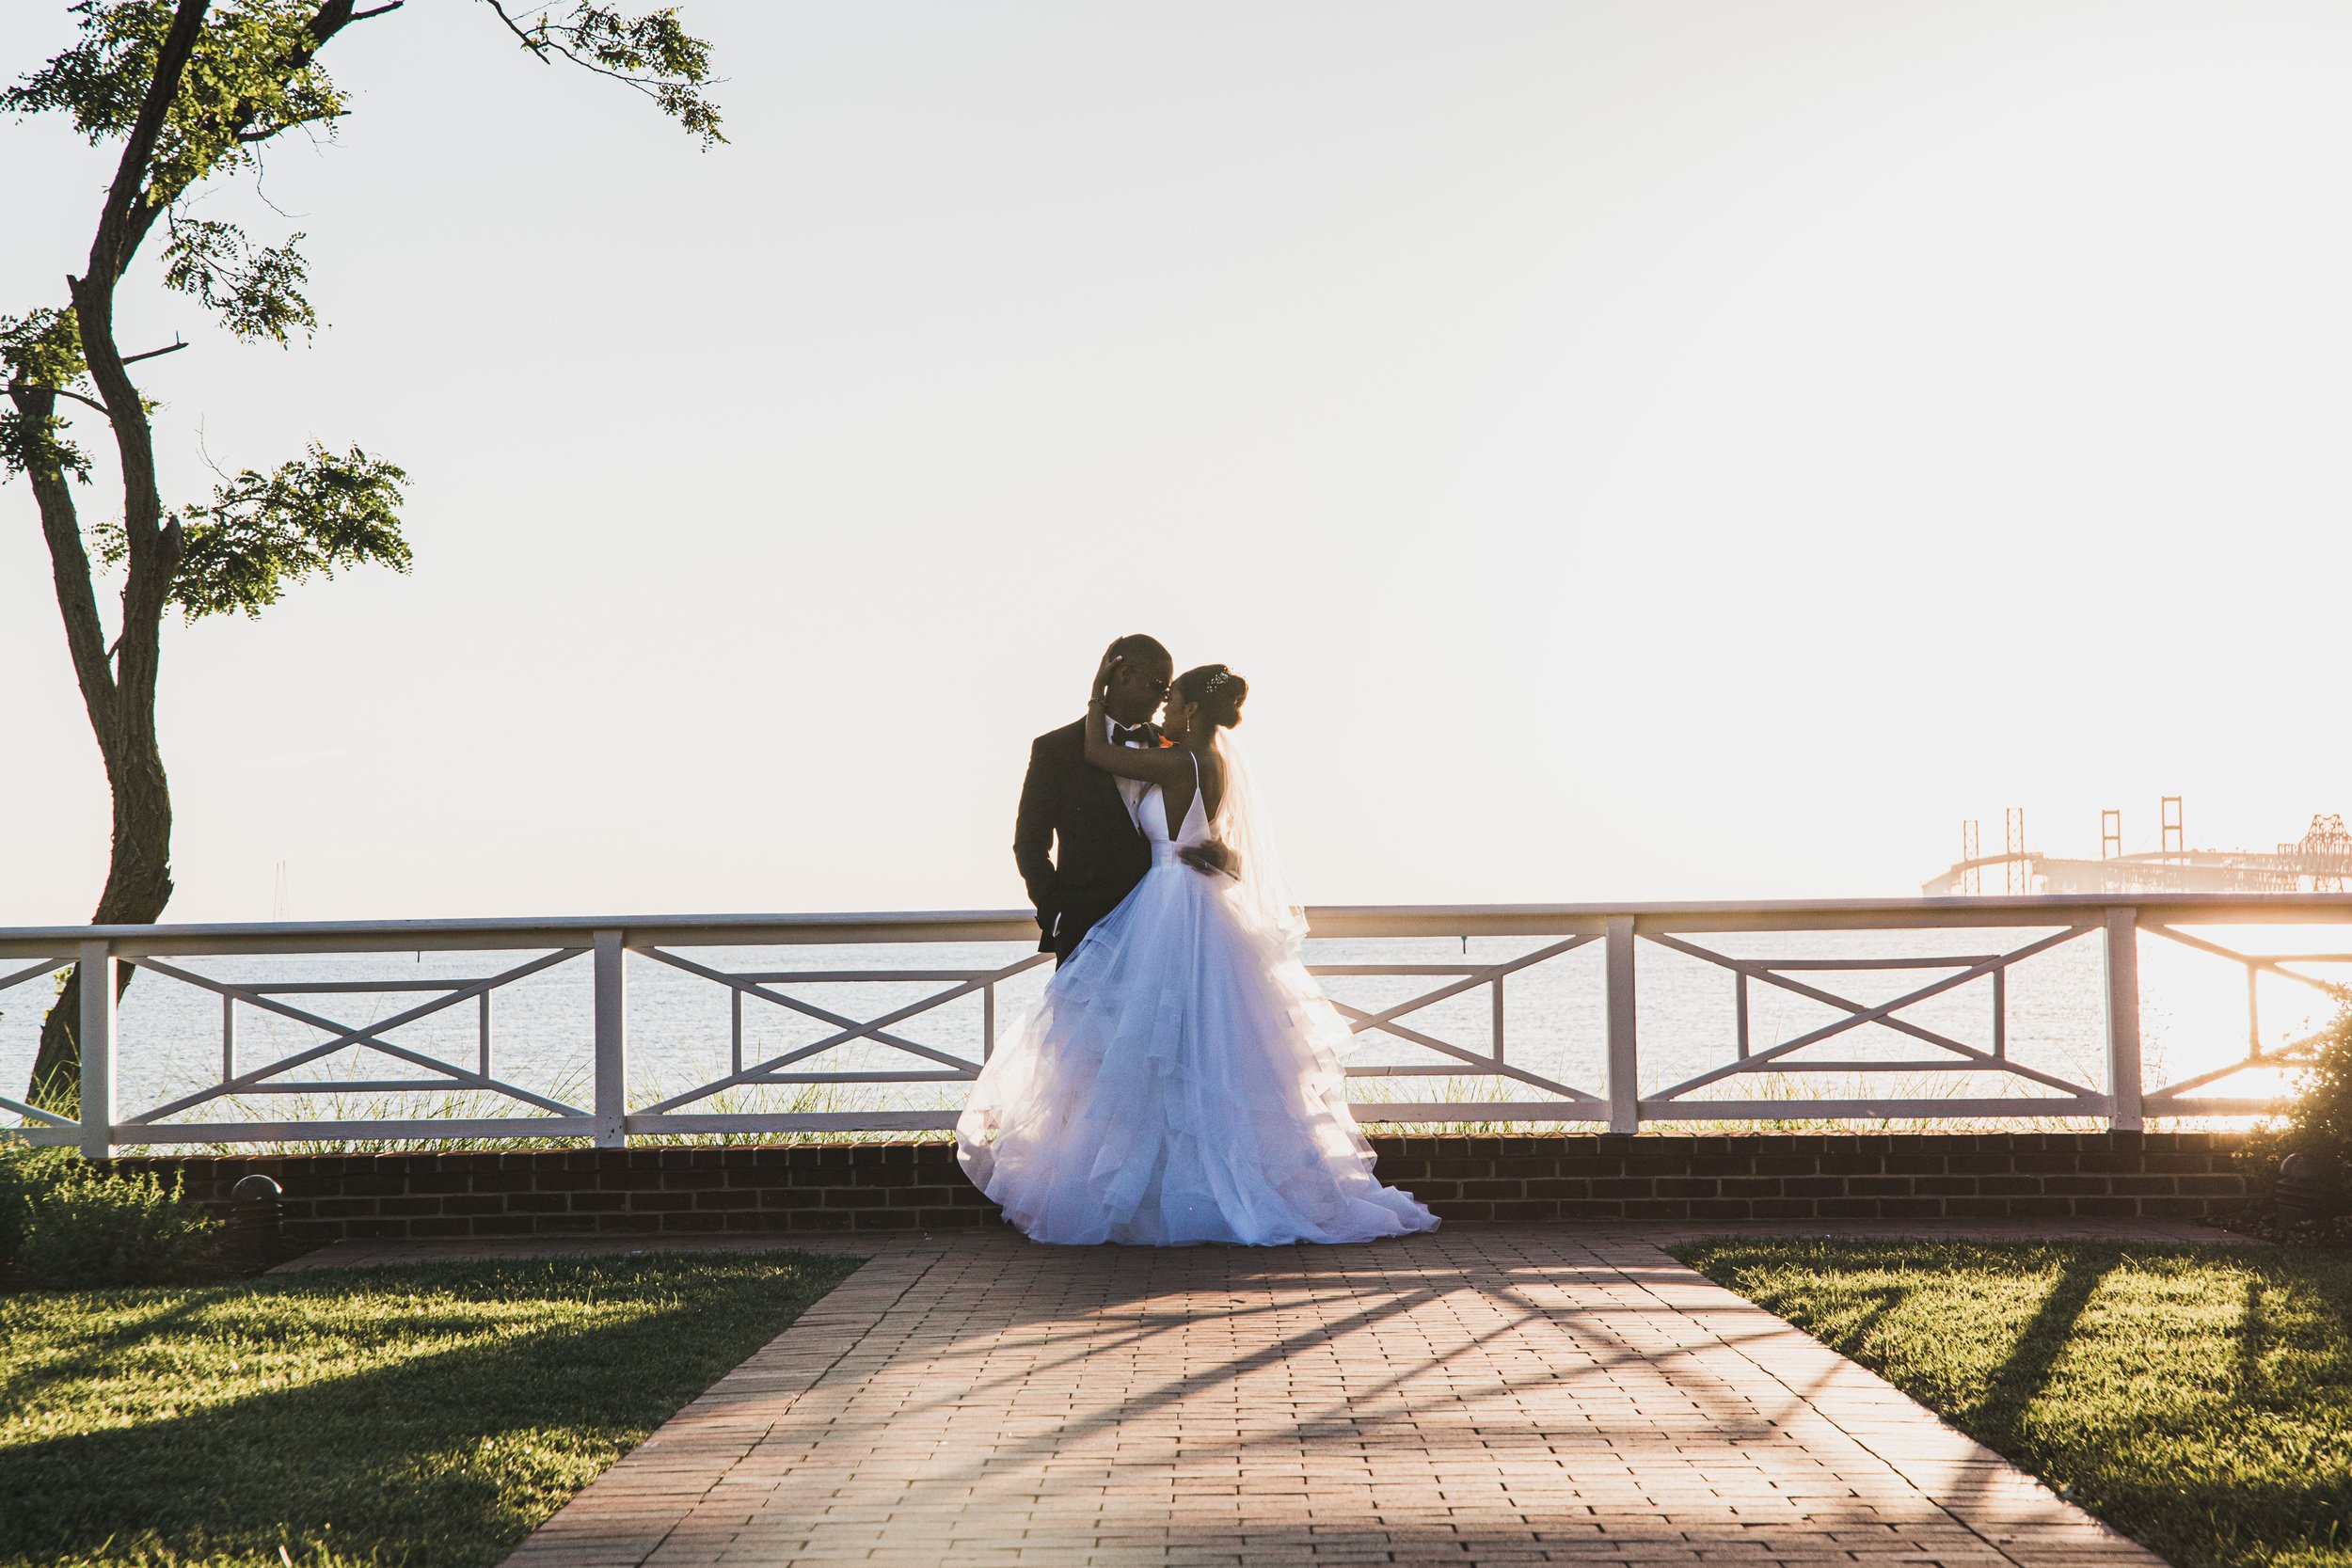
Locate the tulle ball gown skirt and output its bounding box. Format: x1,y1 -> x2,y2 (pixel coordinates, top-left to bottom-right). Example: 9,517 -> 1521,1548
956,864 -> 1438,1246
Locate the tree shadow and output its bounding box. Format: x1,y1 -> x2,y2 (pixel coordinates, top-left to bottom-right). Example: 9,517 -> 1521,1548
0,1255 -> 858,1568
0,1292 -> 220,1411
2091,1466 -> 2352,1568
0,1289 -> 556,1423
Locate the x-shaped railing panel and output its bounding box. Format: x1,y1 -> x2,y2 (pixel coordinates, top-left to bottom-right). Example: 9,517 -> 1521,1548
1310,936 -> 1602,1102
2140,924 -> 2345,1106
0,957 -> 77,1131
121,948 -> 591,1125
638,946 -> 1052,1114
1644,926 -> 2104,1104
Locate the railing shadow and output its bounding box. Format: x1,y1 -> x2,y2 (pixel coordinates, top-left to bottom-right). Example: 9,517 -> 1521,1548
1959,1253 -> 2352,1568
1965,1249 -> 2120,1437
2237,1272 -> 2273,1408
806,1241 -> 1797,1496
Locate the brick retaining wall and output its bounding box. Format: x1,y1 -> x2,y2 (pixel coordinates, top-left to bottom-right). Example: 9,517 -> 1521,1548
109,1132 -> 2255,1243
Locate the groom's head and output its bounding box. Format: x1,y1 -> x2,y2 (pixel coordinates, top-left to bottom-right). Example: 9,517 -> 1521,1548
1103,633 -> 1173,726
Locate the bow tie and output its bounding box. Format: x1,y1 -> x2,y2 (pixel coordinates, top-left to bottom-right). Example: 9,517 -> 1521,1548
1108,722 -> 1150,747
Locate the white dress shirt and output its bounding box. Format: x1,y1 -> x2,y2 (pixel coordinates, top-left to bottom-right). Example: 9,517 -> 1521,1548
1105,715 -> 1148,830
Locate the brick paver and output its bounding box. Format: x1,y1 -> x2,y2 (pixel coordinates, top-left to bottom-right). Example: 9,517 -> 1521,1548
429,1226 -> 2197,1568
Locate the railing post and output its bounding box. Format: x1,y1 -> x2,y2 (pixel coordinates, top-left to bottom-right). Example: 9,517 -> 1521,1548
2103,908 -> 2143,1132
593,930 -> 628,1148
77,940 -> 115,1161
1605,915 -> 1638,1134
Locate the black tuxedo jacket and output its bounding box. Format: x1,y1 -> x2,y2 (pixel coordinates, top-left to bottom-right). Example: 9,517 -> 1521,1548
1014,717 -> 1154,960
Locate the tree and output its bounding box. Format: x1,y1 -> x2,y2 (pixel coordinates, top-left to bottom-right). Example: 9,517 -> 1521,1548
3,0 -> 722,1110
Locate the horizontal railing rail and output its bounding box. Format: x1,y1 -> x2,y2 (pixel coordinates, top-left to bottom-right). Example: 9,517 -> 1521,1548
2,893 -> 2342,1155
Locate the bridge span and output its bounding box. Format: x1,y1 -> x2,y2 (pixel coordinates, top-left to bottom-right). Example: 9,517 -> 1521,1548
1926,812 -> 2352,896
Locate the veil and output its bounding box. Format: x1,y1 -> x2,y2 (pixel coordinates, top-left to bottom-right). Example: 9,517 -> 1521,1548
1209,730 -> 1309,953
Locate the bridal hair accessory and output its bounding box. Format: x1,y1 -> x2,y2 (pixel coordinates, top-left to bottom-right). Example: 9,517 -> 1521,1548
1203,670 -> 1232,694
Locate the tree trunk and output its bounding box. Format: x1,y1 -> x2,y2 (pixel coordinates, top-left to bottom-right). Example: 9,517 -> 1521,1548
28,732 -> 173,1114
21,3 -> 208,1112
13,314 -> 180,1112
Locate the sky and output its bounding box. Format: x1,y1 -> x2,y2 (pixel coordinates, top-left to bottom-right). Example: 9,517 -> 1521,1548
5,0 -> 2352,927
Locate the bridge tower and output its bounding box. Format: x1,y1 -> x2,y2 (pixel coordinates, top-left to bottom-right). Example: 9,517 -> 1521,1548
2004,807 -> 2026,895
1961,819 -> 1980,895
2161,797 -> 2184,860
2101,809 -> 2121,861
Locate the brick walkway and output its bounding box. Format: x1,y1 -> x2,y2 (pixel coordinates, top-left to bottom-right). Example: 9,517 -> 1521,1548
320,1224 -> 2209,1568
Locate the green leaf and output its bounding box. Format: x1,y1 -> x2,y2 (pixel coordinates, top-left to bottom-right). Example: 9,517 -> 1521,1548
109,442 -> 413,619
4,2 -> 351,216
162,214 -> 316,344
0,308 -> 95,481
0,307 -> 89,389
490,3 -> 727,147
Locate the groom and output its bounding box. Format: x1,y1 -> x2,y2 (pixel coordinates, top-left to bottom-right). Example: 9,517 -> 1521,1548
1014,633 -> 1224,964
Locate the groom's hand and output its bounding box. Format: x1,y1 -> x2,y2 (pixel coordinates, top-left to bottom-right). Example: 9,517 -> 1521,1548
1179,841 -> 1239,879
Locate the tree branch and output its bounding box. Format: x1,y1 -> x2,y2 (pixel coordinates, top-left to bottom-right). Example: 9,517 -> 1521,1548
478,1 -> 724,142
236,114 -> 343,143
74,5 -> 211,731
6,382 -> 119,726
483,1 -> 557,60
121,339 -> 188,366
89,0 -> 213,288
142,4 -> 381,232
8,382 -> 113,421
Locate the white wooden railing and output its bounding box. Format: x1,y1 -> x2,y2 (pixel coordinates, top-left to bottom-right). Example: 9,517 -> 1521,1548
1,894 -> 2342,1155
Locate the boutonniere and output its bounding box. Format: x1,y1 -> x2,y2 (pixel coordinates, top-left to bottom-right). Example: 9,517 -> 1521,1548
1156,736 -> 1176,748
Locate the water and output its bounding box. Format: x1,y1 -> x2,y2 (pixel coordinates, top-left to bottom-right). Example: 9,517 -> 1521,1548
0,921 -> 2338,1143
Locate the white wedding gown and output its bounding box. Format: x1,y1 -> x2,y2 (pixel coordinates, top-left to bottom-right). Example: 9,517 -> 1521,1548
956,755 -> 1438,1245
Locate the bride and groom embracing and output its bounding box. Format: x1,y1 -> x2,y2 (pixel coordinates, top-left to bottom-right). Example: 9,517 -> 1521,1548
954,634 -> 1438,1247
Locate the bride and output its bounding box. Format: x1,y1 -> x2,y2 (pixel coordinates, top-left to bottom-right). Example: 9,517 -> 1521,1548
956,648 -> 1438,1246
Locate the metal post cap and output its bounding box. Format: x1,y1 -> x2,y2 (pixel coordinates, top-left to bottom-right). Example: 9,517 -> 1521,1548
230,1174 -> 282,1201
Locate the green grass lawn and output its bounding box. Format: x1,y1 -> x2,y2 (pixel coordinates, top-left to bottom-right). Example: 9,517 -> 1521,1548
0,1249 -> 865,1568
1676,1240 -> 2352,1568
